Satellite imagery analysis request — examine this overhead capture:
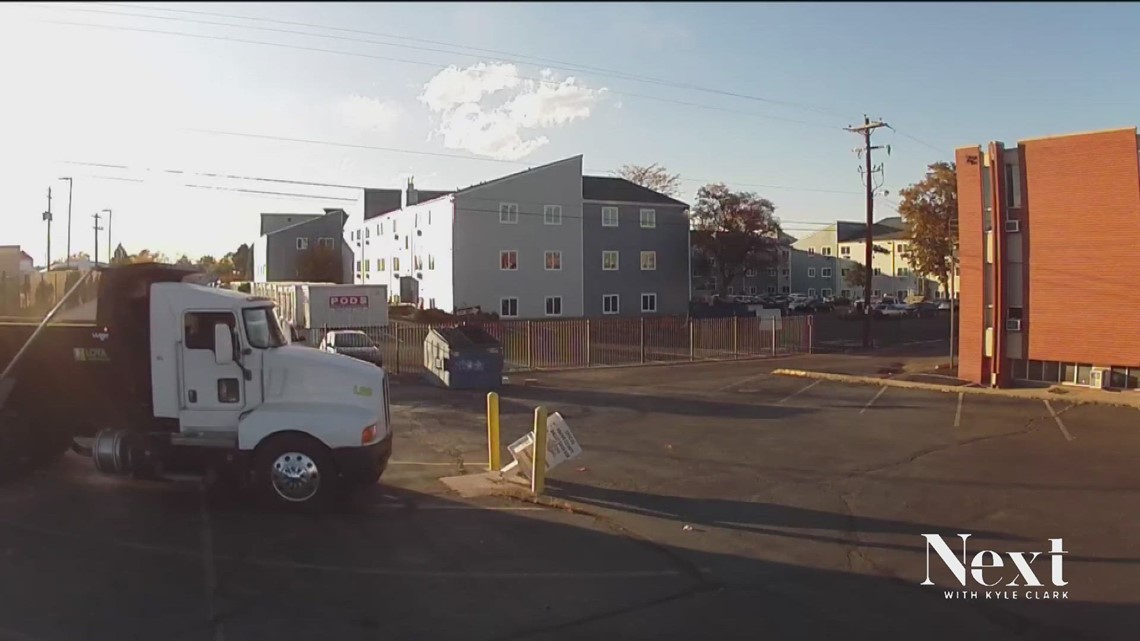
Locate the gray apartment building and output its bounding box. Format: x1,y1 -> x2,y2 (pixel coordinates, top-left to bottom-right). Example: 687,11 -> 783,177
344,156 -> 691,319
252,208 -> 352,283
582,177 -> 690,316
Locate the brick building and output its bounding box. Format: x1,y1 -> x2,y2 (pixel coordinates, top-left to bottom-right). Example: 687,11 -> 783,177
955,127 -> 1140,389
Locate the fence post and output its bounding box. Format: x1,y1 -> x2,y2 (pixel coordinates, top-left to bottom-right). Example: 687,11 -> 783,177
394,323 -> 401,375
689,318 -> 695,361
639,317 -> 646,363
585,318 -> 591,367
526,320 -> 534,370
808,316 -> 814,354
771,315 -> 777,356
733,315 -> 739,359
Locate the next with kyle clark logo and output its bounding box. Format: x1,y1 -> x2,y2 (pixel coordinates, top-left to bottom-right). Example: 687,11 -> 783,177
921,534 -> 1069,600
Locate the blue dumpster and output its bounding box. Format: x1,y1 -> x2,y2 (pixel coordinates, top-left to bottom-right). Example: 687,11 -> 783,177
423,325 -> 504,390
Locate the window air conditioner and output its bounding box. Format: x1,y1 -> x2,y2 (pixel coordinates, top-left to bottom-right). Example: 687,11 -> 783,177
1004,219 -> 1020,233
1005,318 -> 1022,331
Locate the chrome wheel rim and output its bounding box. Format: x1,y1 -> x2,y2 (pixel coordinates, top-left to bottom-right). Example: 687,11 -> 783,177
270,452 -> 320,502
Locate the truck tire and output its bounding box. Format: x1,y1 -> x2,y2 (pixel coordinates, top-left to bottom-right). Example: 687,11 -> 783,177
252,433 -> 338,511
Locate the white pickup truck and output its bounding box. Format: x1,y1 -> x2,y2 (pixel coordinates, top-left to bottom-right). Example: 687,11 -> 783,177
0,263 -> 392,510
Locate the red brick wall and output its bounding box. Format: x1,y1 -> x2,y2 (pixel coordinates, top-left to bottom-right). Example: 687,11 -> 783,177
1022,129 -> 1140,366
956,147 -> 985,384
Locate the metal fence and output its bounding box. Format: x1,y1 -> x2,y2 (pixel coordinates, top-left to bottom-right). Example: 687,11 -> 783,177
312,314 -> 813,376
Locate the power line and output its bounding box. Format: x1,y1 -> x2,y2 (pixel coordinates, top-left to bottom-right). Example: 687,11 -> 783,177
886,125 -> 945,155
25,10 -> 839,130
87,1 -> 849,117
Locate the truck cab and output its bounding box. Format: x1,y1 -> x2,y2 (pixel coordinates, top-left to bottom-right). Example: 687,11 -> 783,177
2,263 -> 392,509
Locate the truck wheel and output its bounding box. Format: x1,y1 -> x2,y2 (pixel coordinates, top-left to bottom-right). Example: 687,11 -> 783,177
252,434 -> 337,510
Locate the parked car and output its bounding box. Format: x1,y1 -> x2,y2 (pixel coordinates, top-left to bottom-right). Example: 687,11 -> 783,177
318,330 -> 384,366
937,300 -> 954,311
876,304 -> 910,319
912,301 -> 940,318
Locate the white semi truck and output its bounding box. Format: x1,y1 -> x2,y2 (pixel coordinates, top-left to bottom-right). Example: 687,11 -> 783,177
0,264 -> 392,510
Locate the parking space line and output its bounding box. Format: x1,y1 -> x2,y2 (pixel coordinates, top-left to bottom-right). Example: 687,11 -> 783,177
859,386 -> 888,415
198,486 -> 224,641
954,392 -> 964,428
714,370 -> 771,393
1043,400 -> 1074,442
390,461 -> 475,467
777,379 -> 821,405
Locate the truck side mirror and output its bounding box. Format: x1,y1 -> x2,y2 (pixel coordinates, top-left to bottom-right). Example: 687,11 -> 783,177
214,324 -> 234,365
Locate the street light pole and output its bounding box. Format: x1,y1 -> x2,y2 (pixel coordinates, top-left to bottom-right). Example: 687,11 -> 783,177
59,177 -> 73,267
92,212 -> 104,265
42,187 -> 53,268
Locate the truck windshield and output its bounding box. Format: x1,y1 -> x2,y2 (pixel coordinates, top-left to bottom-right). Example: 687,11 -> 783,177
243,307 -> 286,349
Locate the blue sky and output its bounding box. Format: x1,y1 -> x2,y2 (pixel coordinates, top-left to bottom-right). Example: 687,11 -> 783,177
3,2 -> 1140,263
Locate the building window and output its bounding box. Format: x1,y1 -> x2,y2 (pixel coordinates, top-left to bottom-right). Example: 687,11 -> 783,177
781,268 -> 789,277
841,268 -> 849,276
767,286 -> 776,294
808,247 -> 816,254
392,257 -> 400,271
745,268 -> 756,277
602,207 -> 619,227
499,203 -> 519,224
393,220 -> 397,234
405,236 -> 409,250
897,289 -> 908,300
500,297 -> 518,318
822,247 -> 832,256
821,268 -> 832,277
873,289 -> 882,298
544,250 -> 562,271
641,293 -> 657,312
500,250 -> 518,271
414,255 -> 423,271
364,228 -> 370,239
727,286 -> 734,295
1004,164 -> 1020,208
781,286 -> 790,294
429,298 -> 436,309
808,288 -> 816,296
807,267 -> 816,277
840,289 -> 851,298
748,286 -> 757,295
378,258 -> 386,271
428,255 -> 435,270
379,222 -> 383,235
364,259 -> 371,273
896,243 -> 907,253
544,205 -> 562,225
640,251 -> 657,270
896,267 -> 910,276
639,209 -> 656,228
602,294 -> 619,315
768,268 -> 776,277
545,296 -> 562,316
602,251 -> 619,271
355,260 -> 361,272
840,246 -> 850,256
873,267 -> 882,276
296,237 -> 308,250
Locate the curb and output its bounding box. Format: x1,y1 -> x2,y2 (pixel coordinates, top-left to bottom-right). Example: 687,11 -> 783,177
771,368 -> 1140,409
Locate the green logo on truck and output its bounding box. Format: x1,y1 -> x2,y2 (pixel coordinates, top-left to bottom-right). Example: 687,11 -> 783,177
353,385 -> 373,397
73,348 -> 110,362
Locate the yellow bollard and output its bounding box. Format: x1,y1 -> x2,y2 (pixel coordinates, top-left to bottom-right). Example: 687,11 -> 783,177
486,392 -> 501,471
531,405 -> 548,495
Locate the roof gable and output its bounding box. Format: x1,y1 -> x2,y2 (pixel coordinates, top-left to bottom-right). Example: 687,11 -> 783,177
582,176 -> 687,206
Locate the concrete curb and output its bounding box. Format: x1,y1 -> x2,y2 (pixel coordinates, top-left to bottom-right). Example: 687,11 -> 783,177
771,368 -> 1140,409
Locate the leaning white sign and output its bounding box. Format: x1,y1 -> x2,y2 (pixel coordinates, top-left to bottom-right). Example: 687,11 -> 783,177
506,412 -> 582,478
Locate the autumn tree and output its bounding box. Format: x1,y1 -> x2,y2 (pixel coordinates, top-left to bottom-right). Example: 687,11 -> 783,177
897,162 -> 957,296
174,255 -> 194,267
295,244 -> 343,283
129,249 -> 169,264
227,243 -> 252,280
616,163 -> 682,197
690,183 -> 782,296
844,262 -> 869,290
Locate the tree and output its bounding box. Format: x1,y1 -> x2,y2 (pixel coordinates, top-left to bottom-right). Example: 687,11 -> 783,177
197,255 -> 217,272
844,262 -> 869,290
690,183 -> 782,296
229,243 -> 252,280
897,162 -> 957,296
174,254 -> 194,267
295,245 -> 343,282
129,249 -> 169,264
616,163 -> 682,197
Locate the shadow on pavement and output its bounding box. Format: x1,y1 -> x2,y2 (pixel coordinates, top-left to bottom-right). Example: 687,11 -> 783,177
0,464 -> 1132,641
546,481 -> 1025,554
500,385 -> 812,420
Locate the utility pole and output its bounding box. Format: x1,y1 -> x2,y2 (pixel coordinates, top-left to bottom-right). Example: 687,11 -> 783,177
102,209 -> 113,260
42,187 -> 53,268
845,116 -> 889,348
59,177 -> 73,267
92,212 -> 104,265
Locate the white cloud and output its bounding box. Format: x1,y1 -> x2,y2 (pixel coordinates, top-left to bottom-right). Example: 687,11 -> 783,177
419,62 -> 604,161
337,94 -> 402,133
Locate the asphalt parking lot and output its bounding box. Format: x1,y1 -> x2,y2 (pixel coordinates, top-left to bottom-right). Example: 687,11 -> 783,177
0,356 -> 1137,640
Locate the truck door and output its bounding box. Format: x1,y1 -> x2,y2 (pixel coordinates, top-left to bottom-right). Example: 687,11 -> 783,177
180,311 -> 245,432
